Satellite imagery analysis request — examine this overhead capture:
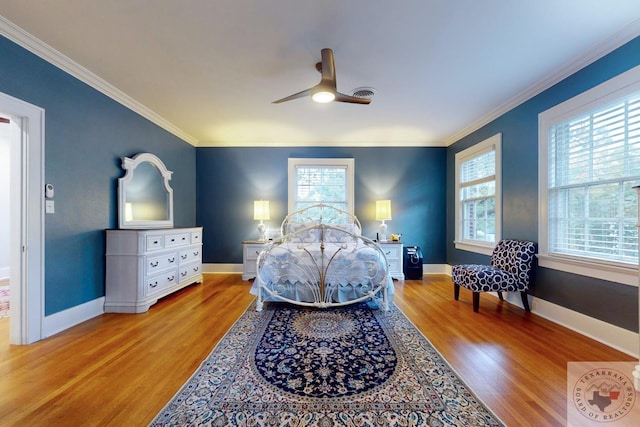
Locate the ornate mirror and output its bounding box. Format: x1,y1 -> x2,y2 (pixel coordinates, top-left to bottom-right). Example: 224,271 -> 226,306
118,152 -> 174,229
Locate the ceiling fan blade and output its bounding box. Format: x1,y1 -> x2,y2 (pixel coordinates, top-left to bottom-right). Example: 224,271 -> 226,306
334,92 -> 372,104
272,88 -> 312,104
319,48 -> 337,90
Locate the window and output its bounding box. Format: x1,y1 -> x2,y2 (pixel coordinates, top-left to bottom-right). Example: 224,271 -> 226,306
539,64 -> 640,286
288,158 -> 354,215
454,134 -> 502,255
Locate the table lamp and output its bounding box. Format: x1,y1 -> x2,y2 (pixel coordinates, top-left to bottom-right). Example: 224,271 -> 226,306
254,200 -> 270,241
376,200 -> 392,242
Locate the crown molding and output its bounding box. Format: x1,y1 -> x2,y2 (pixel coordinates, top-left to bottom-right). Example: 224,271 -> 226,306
0,15 -> 199,146
445,18 -> 640,146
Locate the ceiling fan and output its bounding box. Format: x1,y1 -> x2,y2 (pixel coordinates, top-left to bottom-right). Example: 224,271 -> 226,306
273,48 -> 371,105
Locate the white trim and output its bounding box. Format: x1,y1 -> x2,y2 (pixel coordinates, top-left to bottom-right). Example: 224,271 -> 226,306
0,92 -> 45,345
0,15 -> 198,147
203,263 -> 242,274
454,133 -> 502,254
538,63 -> 640,283
538,254 -> 637,288
447,269 -> 638,357
0,267 -> 9,280
445,18 -> 640,146
530,296 -> 638,358
423,264 -> 449,275
43,297 -> 105,338
287,158 -> 355,215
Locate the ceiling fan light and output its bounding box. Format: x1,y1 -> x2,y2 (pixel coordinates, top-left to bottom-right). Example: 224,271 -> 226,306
312,90 -> 335,103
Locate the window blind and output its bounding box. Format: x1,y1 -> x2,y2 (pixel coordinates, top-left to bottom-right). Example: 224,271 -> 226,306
548,93 -> 640,263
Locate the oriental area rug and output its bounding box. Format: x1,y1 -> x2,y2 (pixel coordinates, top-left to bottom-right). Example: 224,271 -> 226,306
151,301 -> 505,427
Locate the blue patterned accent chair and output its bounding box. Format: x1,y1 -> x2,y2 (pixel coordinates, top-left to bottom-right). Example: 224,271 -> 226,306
452,239 -> 536,312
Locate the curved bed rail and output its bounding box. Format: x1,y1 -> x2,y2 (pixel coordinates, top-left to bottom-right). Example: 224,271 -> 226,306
255,205 -> 390,311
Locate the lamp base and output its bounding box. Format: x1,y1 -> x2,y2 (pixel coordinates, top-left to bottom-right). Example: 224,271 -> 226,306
379,221 -> 388,242
257,221 -> 266,241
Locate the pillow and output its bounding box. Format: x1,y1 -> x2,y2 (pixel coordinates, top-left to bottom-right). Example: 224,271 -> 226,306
324,224 -> 360,242
286,221 -> 319,243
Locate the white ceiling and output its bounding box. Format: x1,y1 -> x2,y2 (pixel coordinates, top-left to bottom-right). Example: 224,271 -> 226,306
1,1 -> 640,147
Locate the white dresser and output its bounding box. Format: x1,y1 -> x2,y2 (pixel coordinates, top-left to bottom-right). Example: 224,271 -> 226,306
378,241 -> 404,280
105,227 -> 203,313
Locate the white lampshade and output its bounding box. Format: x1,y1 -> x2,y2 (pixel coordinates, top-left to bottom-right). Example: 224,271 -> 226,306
375,200 -> 392,221
253,200 -> 270,221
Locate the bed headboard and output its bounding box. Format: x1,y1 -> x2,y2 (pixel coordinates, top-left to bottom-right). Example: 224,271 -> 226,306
280,204 -> 361,237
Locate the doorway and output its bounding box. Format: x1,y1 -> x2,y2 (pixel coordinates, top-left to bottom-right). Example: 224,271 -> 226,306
0,91 -> 45,345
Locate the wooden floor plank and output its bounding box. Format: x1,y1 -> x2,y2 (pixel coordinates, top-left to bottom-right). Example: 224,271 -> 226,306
0,274 -> 634,426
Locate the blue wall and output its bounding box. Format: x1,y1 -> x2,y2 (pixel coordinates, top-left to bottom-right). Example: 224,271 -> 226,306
196,147 -> 446,265
0,36 -> 197,315
2,27 -> 638,334
446,36 -> 640,332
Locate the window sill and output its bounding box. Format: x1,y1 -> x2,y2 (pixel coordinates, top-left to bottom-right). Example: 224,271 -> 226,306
538,254 -> 638,287
454,241 -> 494,256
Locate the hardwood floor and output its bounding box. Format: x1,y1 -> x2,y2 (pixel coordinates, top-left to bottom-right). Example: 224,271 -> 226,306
0,274 -> 635,426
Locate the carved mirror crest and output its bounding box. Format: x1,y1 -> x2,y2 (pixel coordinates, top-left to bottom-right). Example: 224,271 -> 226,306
118,153 -> 174,229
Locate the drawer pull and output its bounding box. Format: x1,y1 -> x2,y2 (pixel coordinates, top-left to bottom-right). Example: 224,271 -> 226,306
385,250 -> 391,255
193,266 -> 199,272
181,254 -> 188,260
153,240 -> 159,245
168,275 -> 175,281
255,251 -> 260,255
150,261 -> 159,267
170,238 -> 175,242
193,251 -> 200,256
168,257 -> 175,263
181,237 -> 187,241
181,271 -> 188,277
150,281 -> 158,288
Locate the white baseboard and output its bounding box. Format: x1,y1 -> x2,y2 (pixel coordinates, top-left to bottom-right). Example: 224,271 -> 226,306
43,297 -> 105,339
203,263 -> 242,274
478,283 -> 638,358
424,264 -> 449,274
530,296 -> 638,358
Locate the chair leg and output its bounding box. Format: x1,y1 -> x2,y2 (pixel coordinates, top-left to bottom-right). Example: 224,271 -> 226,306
497,291 -> 504,301
520,291 -> 530,312
472,292 -> 480,312
454,283 -> 460,300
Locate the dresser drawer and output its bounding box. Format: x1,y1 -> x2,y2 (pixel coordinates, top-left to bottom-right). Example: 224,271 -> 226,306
146,270 -> 178,296
147,252 -> 178,275
179,262 -> 201,282
164,232 -> 191,248
179,246 -> 202,264
190,230 -> 202,244
146,235 -> 164,251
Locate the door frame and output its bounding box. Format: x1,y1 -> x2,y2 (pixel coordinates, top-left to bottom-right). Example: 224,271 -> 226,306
1,91 -> 44,344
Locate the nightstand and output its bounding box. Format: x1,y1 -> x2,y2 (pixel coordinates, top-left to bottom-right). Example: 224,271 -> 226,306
242,240 -> 268,280
378,241 -> 404,280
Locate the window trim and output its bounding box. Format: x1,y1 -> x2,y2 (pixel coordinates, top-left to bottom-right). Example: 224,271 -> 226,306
454,133 -> 502,255
538,64 -> 640,287
287,158 -> 355,214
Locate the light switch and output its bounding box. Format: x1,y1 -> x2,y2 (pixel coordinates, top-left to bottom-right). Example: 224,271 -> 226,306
45,200 -> 55,214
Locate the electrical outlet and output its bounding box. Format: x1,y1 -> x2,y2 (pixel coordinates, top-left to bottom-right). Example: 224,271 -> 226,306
45,200 -> 55,214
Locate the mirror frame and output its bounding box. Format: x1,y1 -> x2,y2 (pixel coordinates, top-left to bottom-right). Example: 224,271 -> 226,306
118,152 -> 174,229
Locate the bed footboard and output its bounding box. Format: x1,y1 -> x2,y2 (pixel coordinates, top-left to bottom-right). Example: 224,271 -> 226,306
252,205 -> 391,311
